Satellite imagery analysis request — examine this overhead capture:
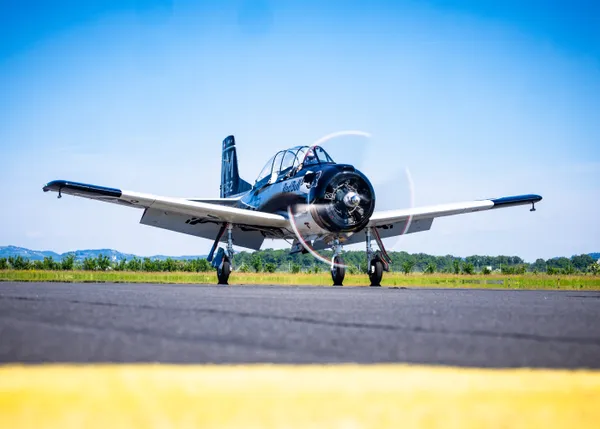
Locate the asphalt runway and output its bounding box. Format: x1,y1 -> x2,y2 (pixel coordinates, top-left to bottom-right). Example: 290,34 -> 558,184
1,282 -> 599,368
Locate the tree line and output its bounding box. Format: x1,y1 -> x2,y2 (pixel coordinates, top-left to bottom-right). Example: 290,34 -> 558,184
1,250 -> 598,275
0,255 -> 212,273
232,250 -> 599,275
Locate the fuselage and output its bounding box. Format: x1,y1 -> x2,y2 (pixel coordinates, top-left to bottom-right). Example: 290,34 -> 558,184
232,162 -> 376,241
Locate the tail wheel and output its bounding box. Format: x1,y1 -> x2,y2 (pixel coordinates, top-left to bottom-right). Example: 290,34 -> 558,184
369,259 -> 383,287
217,259 -> 231,285
331,256 -> 345,286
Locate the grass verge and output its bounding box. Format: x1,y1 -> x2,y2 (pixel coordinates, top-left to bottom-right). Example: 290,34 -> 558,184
1,270 -> 599,289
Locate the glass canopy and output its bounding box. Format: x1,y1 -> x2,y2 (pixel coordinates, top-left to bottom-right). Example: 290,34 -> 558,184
255,146 -> 335,183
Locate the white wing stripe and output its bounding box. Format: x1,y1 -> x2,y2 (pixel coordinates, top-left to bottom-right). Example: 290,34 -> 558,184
121,191 -> 289,228
368,200 -> 494,227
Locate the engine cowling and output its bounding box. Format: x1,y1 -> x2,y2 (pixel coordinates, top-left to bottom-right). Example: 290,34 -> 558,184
308,166 -> 375,233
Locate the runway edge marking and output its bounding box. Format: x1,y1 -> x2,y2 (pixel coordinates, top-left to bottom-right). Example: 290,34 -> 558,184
1,364 -> 600,429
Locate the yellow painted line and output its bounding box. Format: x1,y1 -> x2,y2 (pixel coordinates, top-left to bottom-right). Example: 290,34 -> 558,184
1,365 -> 599,429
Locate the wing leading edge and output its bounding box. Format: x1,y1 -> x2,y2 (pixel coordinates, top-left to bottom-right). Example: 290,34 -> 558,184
42,180 -> 288,229
368,194 -> 542,228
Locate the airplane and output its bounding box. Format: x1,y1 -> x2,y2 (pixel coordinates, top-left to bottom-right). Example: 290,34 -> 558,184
43,135 -> 542,286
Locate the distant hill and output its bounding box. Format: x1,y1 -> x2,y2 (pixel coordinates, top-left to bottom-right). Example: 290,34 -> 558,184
0,246 -> 61,261
0,246 -> 206,262
1,245 -> 597,264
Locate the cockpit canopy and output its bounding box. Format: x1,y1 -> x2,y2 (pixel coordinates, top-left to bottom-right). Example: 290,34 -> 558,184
255,145 -> 335,184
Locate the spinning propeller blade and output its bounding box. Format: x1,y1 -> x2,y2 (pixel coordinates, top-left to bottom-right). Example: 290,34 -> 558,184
286,130 -> 415,269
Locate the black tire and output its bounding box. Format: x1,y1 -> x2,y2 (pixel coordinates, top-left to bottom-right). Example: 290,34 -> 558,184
369,259 -> 383,287
217,259 -> 231,285
331,256 -> 345,286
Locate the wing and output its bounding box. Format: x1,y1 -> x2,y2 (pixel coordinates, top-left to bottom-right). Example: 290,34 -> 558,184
367,194 -> 542,238
309,194 -> 542,250
42,180 -> 288,250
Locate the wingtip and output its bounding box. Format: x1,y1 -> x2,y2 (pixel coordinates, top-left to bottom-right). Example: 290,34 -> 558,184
490,194 -> 543,208
41,180 -> 122,198
42,180 -> 66,193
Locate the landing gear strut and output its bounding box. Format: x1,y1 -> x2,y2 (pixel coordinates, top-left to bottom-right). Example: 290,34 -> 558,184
331,239 -> 345,286
366,227 -> 390,286
208,223 -> 235,285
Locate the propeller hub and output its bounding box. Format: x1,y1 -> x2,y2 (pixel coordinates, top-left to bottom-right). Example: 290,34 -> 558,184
344,192 -> 361,208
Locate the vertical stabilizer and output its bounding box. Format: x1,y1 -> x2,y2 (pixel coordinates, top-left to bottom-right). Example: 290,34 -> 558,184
221,135 -> 252,198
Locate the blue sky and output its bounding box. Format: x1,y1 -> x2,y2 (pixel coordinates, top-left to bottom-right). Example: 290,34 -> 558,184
1,0 -> 598,261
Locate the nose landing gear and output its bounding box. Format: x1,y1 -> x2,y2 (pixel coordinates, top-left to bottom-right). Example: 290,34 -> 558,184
330,239 -> 345,286
331,255 -> 345,286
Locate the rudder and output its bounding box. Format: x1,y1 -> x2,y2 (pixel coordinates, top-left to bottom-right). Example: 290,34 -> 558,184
221,135 -> 252,198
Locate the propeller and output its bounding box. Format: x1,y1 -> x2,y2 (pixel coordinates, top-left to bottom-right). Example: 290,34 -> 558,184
318,131 -> 415,249
286,130 -> 416,269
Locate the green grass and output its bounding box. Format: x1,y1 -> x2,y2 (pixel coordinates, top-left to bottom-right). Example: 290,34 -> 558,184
1,270 -> 599,290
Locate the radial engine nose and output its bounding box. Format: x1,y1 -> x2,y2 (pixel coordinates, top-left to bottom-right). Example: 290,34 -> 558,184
309,169 -> 376,233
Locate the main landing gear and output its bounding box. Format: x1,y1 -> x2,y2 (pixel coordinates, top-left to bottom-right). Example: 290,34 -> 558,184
366,227 -> 390,286
207,223 -> 235,285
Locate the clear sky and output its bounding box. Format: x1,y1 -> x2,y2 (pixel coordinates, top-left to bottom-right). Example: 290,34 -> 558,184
1,0 -> 598,261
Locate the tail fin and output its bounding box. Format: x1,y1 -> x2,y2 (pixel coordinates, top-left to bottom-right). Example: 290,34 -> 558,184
221,135 -> 252,198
